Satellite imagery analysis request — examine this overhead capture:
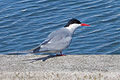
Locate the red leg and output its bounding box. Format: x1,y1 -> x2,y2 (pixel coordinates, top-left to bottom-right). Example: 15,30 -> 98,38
56,52 -> 66,56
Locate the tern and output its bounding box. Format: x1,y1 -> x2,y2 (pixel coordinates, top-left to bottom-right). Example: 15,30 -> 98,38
31,18 -> 90,56
8,18 -> 90,56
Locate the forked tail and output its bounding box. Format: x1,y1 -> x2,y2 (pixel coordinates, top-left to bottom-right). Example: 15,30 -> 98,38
7,46 -> 41,55
7,50 -> 33,55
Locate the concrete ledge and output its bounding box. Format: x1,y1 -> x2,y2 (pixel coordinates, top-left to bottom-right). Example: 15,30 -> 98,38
0,55 -> 120,80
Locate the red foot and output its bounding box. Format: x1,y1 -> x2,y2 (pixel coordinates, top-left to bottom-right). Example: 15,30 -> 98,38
56,54 -> 66,56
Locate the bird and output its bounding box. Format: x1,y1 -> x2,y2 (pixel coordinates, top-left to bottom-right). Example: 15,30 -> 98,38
8,18 -> 90,56
30,18 -> 90,56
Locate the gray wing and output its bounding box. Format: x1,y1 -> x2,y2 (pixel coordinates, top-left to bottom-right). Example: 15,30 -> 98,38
41,28 -> 72,51
32,35 -> 52,53
33,28 -> 72,53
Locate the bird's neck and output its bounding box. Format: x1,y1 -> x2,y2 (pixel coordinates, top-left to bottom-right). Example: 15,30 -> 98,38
65,24 -> 80,34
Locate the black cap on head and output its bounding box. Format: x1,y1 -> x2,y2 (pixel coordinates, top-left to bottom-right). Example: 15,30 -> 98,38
64,18 -> 81,27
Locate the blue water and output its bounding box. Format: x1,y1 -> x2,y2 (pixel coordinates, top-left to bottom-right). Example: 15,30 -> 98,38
0,0 -> 120,55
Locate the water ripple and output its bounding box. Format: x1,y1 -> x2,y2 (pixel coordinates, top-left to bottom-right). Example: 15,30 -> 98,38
0,0 -> 120,54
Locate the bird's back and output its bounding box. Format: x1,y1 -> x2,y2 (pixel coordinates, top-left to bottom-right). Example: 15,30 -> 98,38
38,28 -> 72,53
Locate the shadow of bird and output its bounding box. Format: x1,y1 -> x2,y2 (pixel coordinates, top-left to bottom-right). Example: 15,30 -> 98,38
23,55 -> 64,63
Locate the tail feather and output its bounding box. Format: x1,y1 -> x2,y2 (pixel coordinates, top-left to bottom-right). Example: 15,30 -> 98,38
32,47 -> 40,53
7,46 -> 42,55
7,50 -> 33,55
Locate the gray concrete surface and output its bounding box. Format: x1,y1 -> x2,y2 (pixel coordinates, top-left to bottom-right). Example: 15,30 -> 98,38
0,55 -> 120,80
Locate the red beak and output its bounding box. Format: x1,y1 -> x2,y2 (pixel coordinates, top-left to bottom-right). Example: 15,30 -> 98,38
81,23 -> 90,26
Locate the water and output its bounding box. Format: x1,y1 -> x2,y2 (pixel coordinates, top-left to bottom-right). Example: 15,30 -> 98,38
0,0 -> 120,55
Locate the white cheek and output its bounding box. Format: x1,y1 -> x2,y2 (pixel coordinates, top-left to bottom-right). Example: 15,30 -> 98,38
70,24 -> 81,28
66,24 -> 80,30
